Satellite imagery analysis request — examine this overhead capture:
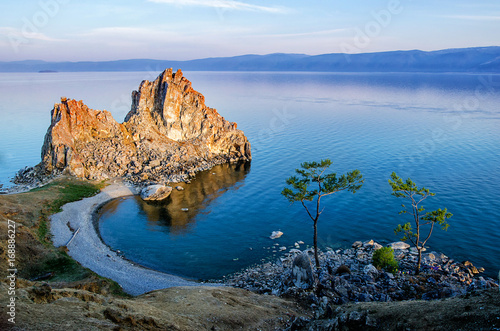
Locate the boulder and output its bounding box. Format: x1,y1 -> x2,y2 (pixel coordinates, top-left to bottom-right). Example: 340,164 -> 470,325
140,185 -> 172,201
363,239 -> 375,248
390,241 -> 410,250
335,265 -> 351,275
363,264 -> 379,276
291,252 -> 315,289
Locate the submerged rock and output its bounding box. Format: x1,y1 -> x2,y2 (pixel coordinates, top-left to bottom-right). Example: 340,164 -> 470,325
270,231 -> 283,239
140,185 -> 172,201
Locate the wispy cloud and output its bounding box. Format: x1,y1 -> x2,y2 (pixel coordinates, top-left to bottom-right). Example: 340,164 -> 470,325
0,27 -> 66,42
262,28 -> 349,39
443,15 -> 500,21
148,0 -> 287,13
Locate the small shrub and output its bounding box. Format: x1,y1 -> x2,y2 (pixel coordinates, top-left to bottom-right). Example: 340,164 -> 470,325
372,247 -> 398,273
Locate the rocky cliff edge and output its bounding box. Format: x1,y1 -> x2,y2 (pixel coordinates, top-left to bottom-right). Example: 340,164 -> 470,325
18,68 -> 251,185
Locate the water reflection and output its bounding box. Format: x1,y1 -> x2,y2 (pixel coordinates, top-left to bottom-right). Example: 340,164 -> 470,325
100,161 -> 251,235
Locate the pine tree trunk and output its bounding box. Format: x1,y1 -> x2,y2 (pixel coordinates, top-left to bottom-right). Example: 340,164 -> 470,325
416,248 -> 422,275
313,219 -> 320,268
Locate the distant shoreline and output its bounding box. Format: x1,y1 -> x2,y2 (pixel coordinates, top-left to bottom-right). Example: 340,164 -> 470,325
1,46 -> 499,73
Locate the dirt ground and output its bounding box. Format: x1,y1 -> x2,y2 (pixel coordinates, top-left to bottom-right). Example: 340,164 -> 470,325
308,288 -> 500,330
0,283 -> 307,330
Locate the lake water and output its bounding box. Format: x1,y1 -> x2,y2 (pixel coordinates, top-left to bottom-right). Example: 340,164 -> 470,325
1,71 -> 499,280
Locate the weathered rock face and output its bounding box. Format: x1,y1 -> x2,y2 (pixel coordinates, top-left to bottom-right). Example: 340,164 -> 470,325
36,69 -> 251,184
140,185 -> 173,201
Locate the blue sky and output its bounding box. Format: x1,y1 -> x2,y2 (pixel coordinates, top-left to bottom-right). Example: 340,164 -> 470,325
0,0 -> 499,61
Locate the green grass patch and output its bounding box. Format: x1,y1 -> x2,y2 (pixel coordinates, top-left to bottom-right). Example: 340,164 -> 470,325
21,249 -> 91,282
44,250 -> 92,282
28,179 -> 111,282
37,215 -> 50,244
48,181 -> 106,213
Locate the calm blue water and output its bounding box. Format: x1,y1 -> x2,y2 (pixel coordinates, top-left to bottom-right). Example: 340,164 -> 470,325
1,71 -> 499,280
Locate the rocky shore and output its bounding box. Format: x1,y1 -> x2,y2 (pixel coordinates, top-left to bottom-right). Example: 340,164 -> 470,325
222,240 -> 499,327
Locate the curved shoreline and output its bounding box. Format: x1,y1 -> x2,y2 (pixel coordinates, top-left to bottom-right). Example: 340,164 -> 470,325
50,181 -> 204,296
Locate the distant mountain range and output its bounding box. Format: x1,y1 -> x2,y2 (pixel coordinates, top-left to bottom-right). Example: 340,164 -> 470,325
1,47 -> 499,73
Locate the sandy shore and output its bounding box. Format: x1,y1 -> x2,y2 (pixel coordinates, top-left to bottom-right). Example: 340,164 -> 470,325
50,181 -> 202,296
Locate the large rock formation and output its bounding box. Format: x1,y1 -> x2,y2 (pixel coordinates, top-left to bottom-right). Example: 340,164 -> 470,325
27,69 -> 251,184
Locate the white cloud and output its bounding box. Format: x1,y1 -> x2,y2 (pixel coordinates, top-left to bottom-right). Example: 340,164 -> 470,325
0,27 -> 65,42
443,15 -> 500,21
147,0 -> 287,13
262,28 -> 349,39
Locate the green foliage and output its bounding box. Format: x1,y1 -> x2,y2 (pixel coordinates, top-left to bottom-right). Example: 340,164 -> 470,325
33,181 -> 105,245
282,159 -> 363,204
21,249 -> 91,282
389,172 -> 452,273
372,247 -> 398,273
48,182 -> 105,213
43,250 -> 91,282
282,159 -> 363,268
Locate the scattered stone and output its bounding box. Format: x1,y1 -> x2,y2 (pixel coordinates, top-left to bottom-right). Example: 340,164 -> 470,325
410,247 -> 426,254
175,186 -> 184,191
140,185 -> 172,201
335,265 -> 351,275
363,239 -> 375,247
181,208 -> 189,212
223,240 -> 498,315
270,231 -> 283,239
363,264 -> 379,276
149,159 -> 161,168
352,241 -> 363,248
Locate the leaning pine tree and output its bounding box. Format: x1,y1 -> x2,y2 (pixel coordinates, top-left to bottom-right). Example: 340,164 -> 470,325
389,172 -> 452,274
282,159 -> 363,268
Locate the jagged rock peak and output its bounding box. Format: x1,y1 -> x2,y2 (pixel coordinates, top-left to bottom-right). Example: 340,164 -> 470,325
124,68 -> 251,158
33,69 -> 251,184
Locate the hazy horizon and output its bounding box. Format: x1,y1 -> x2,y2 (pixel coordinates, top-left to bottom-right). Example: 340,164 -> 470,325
1,1 -> 500,62
2,45 -> 500,64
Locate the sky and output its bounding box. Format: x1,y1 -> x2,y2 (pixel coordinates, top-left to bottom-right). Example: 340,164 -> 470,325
0,0 -> 499,61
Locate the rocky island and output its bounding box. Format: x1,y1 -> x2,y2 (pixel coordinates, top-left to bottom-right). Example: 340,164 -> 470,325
15,68 -> 251,187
